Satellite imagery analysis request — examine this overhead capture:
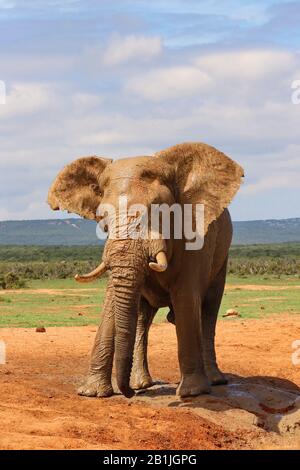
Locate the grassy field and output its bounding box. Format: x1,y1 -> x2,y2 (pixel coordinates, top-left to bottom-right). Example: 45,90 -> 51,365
0,277 -> 106,328
0,274 -> 299,328
0,243 -> 299,328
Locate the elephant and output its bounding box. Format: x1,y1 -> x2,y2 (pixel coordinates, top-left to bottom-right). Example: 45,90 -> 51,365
47,142 -> 244,399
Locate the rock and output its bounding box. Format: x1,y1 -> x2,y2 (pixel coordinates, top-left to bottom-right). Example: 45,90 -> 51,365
36,327 -> 46,333
263,397 -> 300,434
223,309 -> 240,318
134,381 -> 300,435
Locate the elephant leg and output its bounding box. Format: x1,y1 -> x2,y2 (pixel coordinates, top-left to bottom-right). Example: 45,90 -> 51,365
130,297 -> 156,390
78,277 -> 115,397
202,258 -> 228,386
171,289 -> 211,398
167,305 -> 175,325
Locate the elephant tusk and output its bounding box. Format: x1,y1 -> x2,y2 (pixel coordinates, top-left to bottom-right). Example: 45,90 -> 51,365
149,251 -> 168,272
75,261 -> 107,283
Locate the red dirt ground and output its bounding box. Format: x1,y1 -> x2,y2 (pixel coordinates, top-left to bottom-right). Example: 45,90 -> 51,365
0,316 -> 300,450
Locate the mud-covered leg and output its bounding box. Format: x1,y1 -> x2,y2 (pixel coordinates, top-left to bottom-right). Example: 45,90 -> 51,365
130,297 -> 156,390
171,289 -> 211,398
78,277 -> 115,397
202,258 -> 228,386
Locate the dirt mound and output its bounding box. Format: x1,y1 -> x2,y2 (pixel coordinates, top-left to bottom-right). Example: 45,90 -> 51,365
0,317 -> 300,449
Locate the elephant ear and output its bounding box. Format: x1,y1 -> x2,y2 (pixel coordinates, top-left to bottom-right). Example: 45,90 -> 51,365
47,156 -> 112,219
155,142 -> 244,234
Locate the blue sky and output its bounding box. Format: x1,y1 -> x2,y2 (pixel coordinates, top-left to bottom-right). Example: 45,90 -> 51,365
0,0 -> 299,221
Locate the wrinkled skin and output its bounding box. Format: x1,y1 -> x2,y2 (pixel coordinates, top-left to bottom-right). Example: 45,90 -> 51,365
48,142 -> 244,398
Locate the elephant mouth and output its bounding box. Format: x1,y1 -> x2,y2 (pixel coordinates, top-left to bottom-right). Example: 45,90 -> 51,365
74,251 -> 168,283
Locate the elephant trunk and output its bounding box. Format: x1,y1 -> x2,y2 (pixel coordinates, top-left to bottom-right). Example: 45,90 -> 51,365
104,238 -> 168,398
106,240 -> 147,398
112,269 -> 140,398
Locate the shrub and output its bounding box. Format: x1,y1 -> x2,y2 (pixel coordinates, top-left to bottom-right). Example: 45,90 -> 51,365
0,272 -> 27,289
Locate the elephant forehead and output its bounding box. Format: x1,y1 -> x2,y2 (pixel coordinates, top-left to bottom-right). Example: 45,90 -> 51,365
109,156 -> 153,176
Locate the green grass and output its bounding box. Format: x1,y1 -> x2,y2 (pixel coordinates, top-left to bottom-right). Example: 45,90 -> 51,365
0,278 -> 106,328
0,275 -> 299,328
226,274 -> 300,285
221,287 -> 299,319
0,276 -> 168,328
0,244 -> 299,327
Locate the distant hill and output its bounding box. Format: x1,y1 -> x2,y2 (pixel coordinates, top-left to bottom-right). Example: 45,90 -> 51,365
232,218 -> 300,244
0,219 -> 99,245
0,217 -> 299,245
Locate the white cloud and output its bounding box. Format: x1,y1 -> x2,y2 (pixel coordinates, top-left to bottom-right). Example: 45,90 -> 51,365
238,143 -> 300,196
242,173 -> 299,194
0,82 -> 54,118
0,0 -> 15,9
71,92 -> 104,110
0,191 -> 51,221
125,66 -> 211,100
102,34 -> 162,66
1,44 -> 300,220
125,49 -> 298,103
1,54 -> 77,76
194,49 -> 296,81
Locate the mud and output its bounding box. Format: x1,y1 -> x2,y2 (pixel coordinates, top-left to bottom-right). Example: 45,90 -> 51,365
0,317 -> 300,449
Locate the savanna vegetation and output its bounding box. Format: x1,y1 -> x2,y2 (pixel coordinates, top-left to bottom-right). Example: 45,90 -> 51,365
228,243 -> 300,277
0,243 -> 299,327
0,243 -> 299,284
0,245 -> 104,283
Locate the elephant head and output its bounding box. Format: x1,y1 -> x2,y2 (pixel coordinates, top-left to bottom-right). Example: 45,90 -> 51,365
47,142 -> 243,397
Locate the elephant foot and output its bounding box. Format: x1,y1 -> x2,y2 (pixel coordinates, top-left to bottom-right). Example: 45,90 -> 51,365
77,374 -> 114,398
130,371 -> 153,390
177,372 -> 211,398
206,367 -> 228,386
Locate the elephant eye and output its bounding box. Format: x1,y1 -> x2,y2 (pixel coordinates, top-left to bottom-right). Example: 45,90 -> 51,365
90,183 -> 102,197
140,169 -> 157,181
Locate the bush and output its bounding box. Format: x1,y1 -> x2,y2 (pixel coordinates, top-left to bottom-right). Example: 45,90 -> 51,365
0,272 -> 27,289
0,244 -> 299,280
0,260 -> 104,281
227,257 -> 300,276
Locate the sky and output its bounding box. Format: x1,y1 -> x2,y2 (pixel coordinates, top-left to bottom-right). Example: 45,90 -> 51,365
0,0 -> 299,221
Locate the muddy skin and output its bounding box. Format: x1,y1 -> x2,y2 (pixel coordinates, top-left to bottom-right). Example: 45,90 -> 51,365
48,142 -> 243,399
77,278 -> 115,398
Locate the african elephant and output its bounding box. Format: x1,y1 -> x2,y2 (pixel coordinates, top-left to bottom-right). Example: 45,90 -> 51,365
47,142 -> 244,399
